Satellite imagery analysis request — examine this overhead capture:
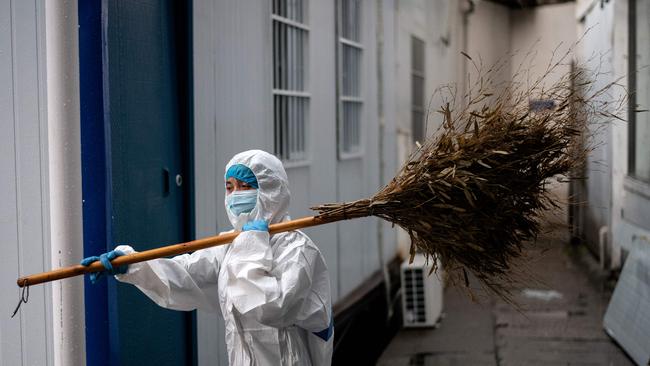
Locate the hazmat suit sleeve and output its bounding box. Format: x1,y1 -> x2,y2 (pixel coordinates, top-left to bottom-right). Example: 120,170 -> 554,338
225,229 -> 330,330
114,244 -> 224,312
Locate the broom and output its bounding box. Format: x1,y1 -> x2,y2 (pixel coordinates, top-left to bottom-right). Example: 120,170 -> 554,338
16,50 -> 622,303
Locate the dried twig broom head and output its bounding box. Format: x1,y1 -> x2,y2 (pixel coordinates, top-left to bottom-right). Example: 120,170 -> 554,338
313,44 -> 624,301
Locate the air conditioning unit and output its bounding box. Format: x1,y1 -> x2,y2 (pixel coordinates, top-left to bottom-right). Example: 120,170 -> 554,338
401,254 -> 444,327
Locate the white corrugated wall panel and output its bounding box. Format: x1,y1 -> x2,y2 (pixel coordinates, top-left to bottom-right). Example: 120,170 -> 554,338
193,1 -> 401,364
194,1 -> 274,365
0,1 -> 53,365
336,0 -> 387,298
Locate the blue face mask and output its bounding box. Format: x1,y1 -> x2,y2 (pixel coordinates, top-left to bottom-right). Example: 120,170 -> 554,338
226,190 -> 258,216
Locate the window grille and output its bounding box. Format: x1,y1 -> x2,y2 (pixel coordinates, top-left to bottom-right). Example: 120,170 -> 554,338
411,36 -> 426,145
338,0 -> 363,155
272,0 -> 309,162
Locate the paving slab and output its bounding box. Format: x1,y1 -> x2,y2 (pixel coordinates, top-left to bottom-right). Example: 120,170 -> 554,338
378,215 -> 635,366
378,285 -> 498,366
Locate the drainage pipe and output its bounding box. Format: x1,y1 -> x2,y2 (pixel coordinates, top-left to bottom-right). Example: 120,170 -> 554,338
599,225 -> 609,270
46,0 -> 86,365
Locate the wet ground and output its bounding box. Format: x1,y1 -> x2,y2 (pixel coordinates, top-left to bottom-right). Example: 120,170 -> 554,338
377,215 -> 635,366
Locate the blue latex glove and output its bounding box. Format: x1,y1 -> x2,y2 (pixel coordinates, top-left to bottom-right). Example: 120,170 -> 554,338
81,250 -> 128,284
242,220 -> 269,232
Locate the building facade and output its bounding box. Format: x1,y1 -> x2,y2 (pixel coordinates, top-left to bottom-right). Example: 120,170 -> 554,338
3,0 -> 608,365
570,0 -> 649,272
1,0 -> 432,365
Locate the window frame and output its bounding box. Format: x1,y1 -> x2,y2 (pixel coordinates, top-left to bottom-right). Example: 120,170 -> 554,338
272,0 -> 311,164
411,35 -> 426,145
628,0 -> 638,179
336,0 -> 364,160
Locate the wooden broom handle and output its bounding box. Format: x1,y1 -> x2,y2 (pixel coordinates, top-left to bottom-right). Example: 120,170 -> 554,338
17,216 -> 332,287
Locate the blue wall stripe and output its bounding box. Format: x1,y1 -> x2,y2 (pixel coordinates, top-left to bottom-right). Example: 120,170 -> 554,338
79,0 -> 109,365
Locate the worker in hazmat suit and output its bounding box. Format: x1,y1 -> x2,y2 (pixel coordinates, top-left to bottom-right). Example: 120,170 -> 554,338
82,149 -> 334,365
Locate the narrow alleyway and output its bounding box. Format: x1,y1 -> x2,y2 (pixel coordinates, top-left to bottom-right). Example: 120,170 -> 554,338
378,207 -> 634,365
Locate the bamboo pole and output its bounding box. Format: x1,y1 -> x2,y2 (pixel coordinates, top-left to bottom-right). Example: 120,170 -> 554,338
17,216 -> 332,287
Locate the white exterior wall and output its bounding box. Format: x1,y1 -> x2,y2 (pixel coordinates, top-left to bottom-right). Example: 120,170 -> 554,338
394,0 -> 463,257
575,0 -> 650,269
573,0 -> 631,266
336,0 -> 387,298
575,0 -> 615,256
394,0 -> 511,154
392,0 -> 518,259
608,0 -> 633,269
0,1 -> 54,365
395,0 -> 461,163
378,0 -> 400,294
466,1 -> 511,89
193,2 -> 272,364
393,0 -> 579,258
567,0 -> 650,271
193,1 -> 399,364
510,2 -> 577,219
510,2 -> 576,88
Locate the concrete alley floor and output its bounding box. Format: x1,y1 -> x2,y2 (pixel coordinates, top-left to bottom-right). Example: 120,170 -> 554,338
377,214 -> 635,366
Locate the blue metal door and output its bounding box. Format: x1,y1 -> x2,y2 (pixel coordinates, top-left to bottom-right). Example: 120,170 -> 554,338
105,1 -> 194,365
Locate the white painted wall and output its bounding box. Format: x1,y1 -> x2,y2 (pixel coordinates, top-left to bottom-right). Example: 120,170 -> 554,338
377,0 -> 400,312
395,0 -> 460,159
466,0 -> 511,94
510,2 -> 577,223
0,1 -> 54,365
193,2 -> 272,363
574,0 -> 616,256
193,1 -> 399,364
576,0 -> 650,270
394,0 -> 462,257
336,0 -> 386,298
610,0 -> 635,270
600,0 -> 628,269
393,0 -> 582,258
510,2 -> 576,88
570,0 -> 650,270
395,0 -> 512,154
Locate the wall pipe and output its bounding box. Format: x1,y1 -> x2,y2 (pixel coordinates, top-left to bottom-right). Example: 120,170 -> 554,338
599,225 -> 609,270
45,0 -> 86,365
460,0 -> 476,106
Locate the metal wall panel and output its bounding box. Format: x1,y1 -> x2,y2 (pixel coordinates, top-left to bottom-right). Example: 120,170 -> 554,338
194,1 -> 273,365
194,0 -> 399,363
336,0 -> 386,298
379,0 -> 400,271
295,0 -> 339,303
0,1 -> 52,365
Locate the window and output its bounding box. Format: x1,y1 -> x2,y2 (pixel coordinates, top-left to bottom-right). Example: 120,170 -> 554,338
629,0 -> 650,182
337,0 -> 363,156
411,36 -> 426,145
272,0 -> 309,162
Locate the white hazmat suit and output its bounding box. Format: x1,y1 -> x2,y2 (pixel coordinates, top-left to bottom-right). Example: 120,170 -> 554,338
115,150 -> 334,365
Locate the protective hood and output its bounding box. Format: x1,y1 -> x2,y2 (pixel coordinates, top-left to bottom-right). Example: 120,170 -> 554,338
224,150 -> 291,230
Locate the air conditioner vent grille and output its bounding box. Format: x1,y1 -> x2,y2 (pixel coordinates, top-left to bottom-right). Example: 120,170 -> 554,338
401,256 -> 443,327
404,268 -> 426,323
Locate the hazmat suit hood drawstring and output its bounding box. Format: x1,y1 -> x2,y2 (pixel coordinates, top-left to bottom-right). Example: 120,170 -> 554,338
224,150 -> 291,230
